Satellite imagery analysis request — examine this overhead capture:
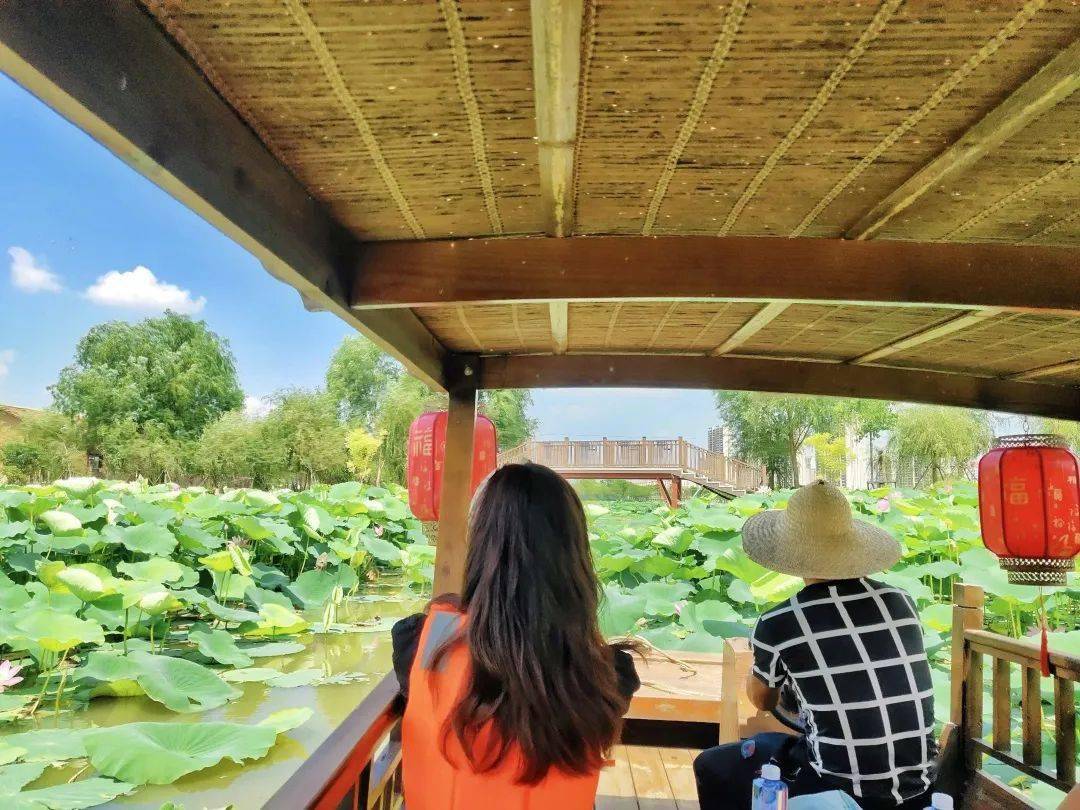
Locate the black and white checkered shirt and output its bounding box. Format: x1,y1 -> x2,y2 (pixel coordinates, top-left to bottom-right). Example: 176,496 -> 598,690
751,578 -> 936,805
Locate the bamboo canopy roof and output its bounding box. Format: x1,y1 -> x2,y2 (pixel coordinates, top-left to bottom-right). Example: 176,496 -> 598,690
2,1 -> 1080,416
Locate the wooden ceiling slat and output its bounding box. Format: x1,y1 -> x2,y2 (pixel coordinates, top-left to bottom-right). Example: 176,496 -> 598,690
848,38 -> 1080,241
477,354 -> 1080,420
351,236 -> 1080,315
549,301 -> 569,355
0,0 -> 447,389
712,303 -> 790,356
1012,358 -> 1080,381
852,308 -> 1006,365
530,0 -> 583,237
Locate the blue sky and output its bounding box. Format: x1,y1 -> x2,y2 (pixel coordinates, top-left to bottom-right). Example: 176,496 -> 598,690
0,75 -> 722,445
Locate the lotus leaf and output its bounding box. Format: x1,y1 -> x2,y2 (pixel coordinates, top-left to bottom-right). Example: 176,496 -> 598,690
198,550 -> 233,573
242,603 -> 308,637
116,558 -> 186,584
81,650 -> 232,709
285,567 -> 359,608
15,777 -> 135,809
240,641 -> 306,658
1,729 -> 87,762
181,494 -> 243,520
108,523 -> 177,556
0,522 -> 30,540
231,515 -> 273,541
679,600 -> 742,635
11,609 -> 105,652
56,564 -> 116,602
82,711 -> 309,785
38,510 -> 82,535
188,623 -> 253,667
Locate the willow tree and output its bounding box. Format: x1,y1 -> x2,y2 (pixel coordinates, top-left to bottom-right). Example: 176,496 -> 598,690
888,406 -> 991,485
715,392 -> 844,487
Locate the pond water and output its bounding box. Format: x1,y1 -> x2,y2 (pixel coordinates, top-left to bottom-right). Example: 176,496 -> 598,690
6,584 -> 426,809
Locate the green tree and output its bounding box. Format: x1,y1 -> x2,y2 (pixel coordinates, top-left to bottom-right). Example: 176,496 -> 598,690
1041,418 -> 1080,452
325,335 -> 399,427
51,313 -> 243,451
98,419 -> 188,483
262,390 -> 349,487
842,399 -> 896,484
806,432 -> 847,484
192,411 -> 284,489
888,406 -> 991,485
1,411 -> 87,484
479,389 -> 537,450
346,427 -> 382,481
716,392 -> 844,486
372,376 -> 444,485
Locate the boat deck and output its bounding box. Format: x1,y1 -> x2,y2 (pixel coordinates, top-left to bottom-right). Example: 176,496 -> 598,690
597,746 -> 700,810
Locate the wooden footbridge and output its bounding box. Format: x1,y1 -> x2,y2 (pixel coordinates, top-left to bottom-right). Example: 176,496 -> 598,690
499,438 -> 766,505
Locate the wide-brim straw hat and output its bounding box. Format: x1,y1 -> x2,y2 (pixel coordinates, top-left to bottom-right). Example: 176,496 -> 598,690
742,480 -> 902,580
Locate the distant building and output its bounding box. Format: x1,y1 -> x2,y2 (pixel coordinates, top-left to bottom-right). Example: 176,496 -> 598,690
707,424 -> 733,455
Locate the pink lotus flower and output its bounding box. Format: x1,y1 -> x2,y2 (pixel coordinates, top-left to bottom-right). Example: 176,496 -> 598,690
673,600 -> 688,616
0,660 -> 24,692
876,498 -> 890,513
374,524 -> 384,537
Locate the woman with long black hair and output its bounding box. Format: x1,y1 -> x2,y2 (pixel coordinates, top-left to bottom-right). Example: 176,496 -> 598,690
391,462 -> 640,809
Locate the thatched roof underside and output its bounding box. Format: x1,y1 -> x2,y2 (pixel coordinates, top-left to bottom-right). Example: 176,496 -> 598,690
135,0 -> 1079,388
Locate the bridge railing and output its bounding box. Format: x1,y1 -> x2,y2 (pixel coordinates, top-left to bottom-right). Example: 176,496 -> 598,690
498,438 -> 766,490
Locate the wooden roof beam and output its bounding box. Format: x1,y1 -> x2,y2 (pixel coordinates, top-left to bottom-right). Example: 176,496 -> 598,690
712,302 -> 790,356
351,236 -> 1080,315
530,0 -> 584,237
851,308 -> 1005,365
0,0 -> 446,390
476,354 -> 1080,420
848,39 -> 1080,241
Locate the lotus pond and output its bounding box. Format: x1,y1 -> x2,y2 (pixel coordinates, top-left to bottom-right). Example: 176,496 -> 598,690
0,478 -> 1077,808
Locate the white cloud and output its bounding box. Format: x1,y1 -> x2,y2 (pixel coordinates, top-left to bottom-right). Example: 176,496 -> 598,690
84,265 -> 205,314
0,349 -> 14,381
243,395 -> 273,419
8,246 -> 62,293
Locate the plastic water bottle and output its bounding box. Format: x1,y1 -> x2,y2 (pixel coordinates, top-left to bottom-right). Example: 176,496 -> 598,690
751,763 -> 789,810
925,793 -> 953,810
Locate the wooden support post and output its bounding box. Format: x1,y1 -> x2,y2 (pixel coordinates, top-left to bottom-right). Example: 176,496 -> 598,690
433,385 -> 478,595
964,646 -> 985,773
720,637 -> 753,743
1022,665 -> 1043,767
950,583 -> 985,726
672,477 -> 681,509
1056,676 -> 1077,788
992,657 -> 1012,753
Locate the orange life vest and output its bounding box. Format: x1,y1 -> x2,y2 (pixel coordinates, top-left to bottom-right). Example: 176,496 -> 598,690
401,606 -> 603,810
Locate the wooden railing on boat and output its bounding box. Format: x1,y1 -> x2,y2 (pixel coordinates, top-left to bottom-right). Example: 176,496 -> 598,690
272,582 -> 1079,809
940,583 -> 1078,808
264,675 -> 403,810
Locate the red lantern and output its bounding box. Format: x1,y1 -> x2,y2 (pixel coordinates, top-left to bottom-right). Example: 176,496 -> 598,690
407,411 -> 498,521
978,435 -> 1080,585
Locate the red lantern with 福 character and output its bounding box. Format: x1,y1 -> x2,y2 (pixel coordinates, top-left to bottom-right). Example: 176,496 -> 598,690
407,411 -> 498,521
978,434 -> 1080,585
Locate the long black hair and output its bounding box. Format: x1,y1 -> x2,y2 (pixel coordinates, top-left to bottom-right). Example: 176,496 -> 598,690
438,463 -> 627,783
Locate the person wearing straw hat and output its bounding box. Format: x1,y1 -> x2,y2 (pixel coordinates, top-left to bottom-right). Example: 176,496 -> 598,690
694,480 -> 938,810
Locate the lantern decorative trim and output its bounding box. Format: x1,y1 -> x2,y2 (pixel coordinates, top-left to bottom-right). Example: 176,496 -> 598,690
978,434 -> 1080,586
995,556 -> 1075,585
